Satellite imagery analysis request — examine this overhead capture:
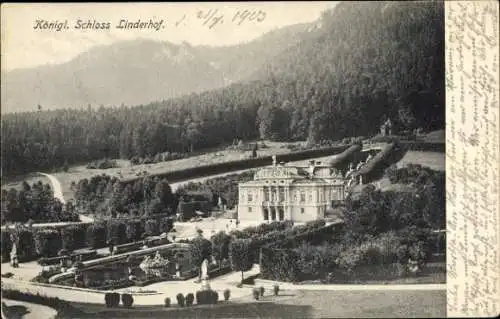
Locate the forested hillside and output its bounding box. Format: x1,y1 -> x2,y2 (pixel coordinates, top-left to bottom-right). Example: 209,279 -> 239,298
1,1 -> 444,178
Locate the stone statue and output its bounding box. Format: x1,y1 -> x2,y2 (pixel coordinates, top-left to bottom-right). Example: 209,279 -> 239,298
10,242 -> 18,268
200,259 -> 211,290
201,259 -> 209,280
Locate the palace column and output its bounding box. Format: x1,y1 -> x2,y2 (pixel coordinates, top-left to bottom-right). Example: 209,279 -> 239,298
285,186 -> 292,220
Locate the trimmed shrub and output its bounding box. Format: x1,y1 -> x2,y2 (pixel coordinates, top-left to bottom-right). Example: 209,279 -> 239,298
253,288 -> 260,300
121,293 -> 133,308
34,229 -> 62,258
196,290 -> 219,305
105,293 -> 120,308
273,284 -> 280,296
86,223 -> 107,249
164,297 -> 171,307
176,293 -> 185,307
223,289 -> 231,301
259,286 -> 265,297
185,293 -> 194,307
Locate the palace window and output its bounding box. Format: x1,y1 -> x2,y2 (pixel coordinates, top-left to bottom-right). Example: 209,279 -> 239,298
248,207 -> 252,212
248,193 -> 253,202
300,208 -> 305,214
279,187 -> 285,201
300,192 -> 306,203
308,194 -> 313,202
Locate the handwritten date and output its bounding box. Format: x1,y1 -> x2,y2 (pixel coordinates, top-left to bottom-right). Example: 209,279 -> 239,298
195,9 -> 266,29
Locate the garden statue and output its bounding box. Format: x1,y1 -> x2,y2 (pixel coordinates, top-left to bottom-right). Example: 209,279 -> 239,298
366,154 -> 373,163
175,263 -> 181,278
10,242 -> 18,268
200,259 -> 211,290
408,258 -> 420,275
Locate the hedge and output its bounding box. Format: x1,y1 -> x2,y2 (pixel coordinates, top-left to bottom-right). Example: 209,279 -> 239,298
400,141 -> 445,153
1,289 -> 84,316
38,250 -> 98,266
328,144 -> 362,172
1,230 -> 12,261
356,142 -> 405,183
107,221 -> 127,245
177,200 -> 211,221
125,220 -> 144,242
60,225 -> 87,251
15,229 -> 36,262
86,223 -> 107,249
144,219 -> 160,237
121,144 -> 350,186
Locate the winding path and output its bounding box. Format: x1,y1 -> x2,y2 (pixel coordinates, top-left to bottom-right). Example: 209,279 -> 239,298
38,172 -> 94,223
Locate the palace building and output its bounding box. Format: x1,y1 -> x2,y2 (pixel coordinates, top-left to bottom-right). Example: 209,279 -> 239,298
237,156 -> 346,222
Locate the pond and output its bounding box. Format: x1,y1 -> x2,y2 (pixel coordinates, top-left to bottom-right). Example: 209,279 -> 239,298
58,249 -> 197,289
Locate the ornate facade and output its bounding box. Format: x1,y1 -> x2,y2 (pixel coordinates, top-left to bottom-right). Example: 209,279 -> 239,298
238,156 -> 346,222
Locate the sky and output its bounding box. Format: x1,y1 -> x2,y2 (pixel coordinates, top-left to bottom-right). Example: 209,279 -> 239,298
1,2 -> 337,71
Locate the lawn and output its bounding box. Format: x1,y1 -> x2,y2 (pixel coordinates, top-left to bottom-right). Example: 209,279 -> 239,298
395,151 -> 445,171
61,289 -> 445,318
47,140 -> 308,201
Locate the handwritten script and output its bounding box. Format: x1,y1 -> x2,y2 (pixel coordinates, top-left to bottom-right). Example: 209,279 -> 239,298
446,1 -> 499,317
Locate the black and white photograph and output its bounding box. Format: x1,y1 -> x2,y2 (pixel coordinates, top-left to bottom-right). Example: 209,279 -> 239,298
1,1 -> 496,318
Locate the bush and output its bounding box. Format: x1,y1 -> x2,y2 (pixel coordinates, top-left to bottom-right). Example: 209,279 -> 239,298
164,297 -> 171,307
273,284 -> 280,296
104,293 -> 120,308
121,293 -> 133,308
259,286 -> 265,297
223,289 -> 231,301
87,158 -> 118,169
185,293 -> 194,306
253,288 -> 260,300
176,293 -> 185,307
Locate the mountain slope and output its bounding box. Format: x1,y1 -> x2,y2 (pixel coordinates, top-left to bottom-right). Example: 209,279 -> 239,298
1,23 -> 311,113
